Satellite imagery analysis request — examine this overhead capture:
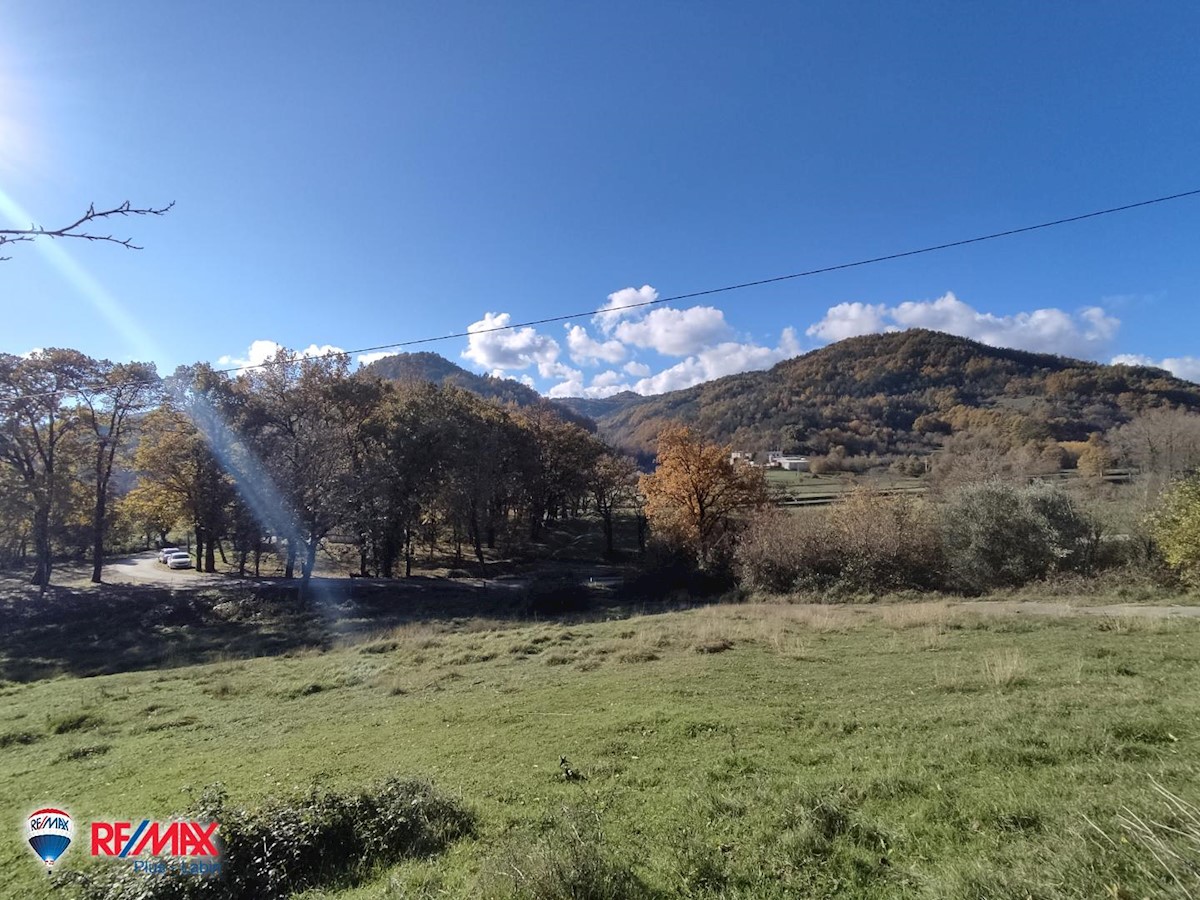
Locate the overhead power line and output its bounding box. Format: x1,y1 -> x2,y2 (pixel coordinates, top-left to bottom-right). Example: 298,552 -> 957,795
3,185 -> 1200,406
229,185 -> 1200,374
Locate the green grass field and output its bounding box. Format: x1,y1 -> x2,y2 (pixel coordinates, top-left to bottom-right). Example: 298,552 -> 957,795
3,593 -> 1199,899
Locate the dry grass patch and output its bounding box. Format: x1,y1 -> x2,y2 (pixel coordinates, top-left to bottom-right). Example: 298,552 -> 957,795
876,601 -> 962,631
981,648 -> 1028,687
1096,615 -> 1180,635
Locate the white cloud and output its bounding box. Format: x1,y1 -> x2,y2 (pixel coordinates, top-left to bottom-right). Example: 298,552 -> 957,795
805,302 -> 889,342
806,292 -> 1121,359
219,340 -> 346,372
462,311 -> 561,372
538,359 -> 581,381
1110,353 -> 1156,367
631,327 -> 801,395
547,368 -> 639,399
594,284 -> 658,333
357,350 -> 397,367
1112,353 -> 1200,383
546,371 -> 586,398
564,324 -> 626,365
623,360 -> 651,377
592,370 -> 626,388
614,305 -> 733,356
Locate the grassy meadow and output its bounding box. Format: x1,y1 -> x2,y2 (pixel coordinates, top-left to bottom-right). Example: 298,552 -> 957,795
2,589 -> 1199,899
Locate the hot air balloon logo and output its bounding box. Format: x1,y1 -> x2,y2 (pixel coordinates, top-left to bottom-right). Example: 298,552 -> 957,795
27,807 -> 72,871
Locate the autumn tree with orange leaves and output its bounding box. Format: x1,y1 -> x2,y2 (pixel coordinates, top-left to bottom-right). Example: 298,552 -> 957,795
640,424 -> 769,568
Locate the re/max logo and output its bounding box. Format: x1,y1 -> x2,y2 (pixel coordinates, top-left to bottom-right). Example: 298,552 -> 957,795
90,821 -> 219,857
29,814 -> 71,832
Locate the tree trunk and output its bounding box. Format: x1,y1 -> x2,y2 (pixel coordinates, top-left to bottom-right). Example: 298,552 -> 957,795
204,538 -> 216,573
285,540 -> 296,579
302,538 -> 318,583
603,511 -> 614,556
30,505 -> 51,589
404,528 -> 412,577
469,504 -> 485,565
381,537 -> 394,578
90,488 -> 107,583
194,527 -> 204,576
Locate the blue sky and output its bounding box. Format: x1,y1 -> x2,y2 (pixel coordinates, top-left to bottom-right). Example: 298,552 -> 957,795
2,1 -> 1198,394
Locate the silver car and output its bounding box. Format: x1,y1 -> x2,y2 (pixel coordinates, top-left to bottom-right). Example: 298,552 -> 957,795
166,552 -> 193,570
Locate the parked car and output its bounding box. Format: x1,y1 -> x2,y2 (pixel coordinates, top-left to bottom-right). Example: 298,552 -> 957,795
158,547 -> 180,563
166,552 -> 192,570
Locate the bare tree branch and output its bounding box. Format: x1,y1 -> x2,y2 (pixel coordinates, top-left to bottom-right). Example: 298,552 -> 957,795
0,200 -> 174,257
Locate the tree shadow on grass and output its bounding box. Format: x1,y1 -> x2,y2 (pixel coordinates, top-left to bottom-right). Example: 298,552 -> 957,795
0,569 -> 667,682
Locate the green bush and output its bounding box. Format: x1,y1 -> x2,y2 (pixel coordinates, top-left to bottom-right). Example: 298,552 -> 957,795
66,778 -> 475,900
940,480 -> 1095,594
1152,472 -> 1200,581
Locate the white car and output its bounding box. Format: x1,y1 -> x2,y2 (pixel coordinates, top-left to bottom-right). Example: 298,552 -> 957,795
166,552 -> 193,570
158,547 -> 180,563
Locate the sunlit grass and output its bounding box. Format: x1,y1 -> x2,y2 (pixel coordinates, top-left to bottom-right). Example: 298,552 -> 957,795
1,599 -> 1198,898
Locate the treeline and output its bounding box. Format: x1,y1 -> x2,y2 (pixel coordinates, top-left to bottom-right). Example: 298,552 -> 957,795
639,422 -> 1200,597
0,348 -> 637,587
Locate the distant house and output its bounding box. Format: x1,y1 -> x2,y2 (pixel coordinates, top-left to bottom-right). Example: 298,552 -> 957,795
730,451 -> 755,466
776,455 -> 809,472
766,450 -> 784,467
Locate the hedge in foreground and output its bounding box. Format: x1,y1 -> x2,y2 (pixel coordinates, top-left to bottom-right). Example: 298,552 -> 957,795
65,777 -> 476,900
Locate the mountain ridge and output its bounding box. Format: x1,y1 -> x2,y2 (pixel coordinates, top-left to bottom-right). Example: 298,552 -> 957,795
554,329 -> 1200,454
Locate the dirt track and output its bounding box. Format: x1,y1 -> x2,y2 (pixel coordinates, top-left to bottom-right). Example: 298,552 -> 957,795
957,599 -> 1200,619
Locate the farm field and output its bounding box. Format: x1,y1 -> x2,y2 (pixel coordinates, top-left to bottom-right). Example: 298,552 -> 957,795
2,588 -> 1199,899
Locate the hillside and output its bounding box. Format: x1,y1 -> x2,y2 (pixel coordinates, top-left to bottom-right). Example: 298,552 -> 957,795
361,351 -> 594,429
557,329 -> 1200,455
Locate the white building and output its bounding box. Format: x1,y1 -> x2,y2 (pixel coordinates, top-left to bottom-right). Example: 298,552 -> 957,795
776,455 -> 809,472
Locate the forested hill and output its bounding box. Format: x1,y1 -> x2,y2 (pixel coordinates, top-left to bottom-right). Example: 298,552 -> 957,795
556,330 -> 1200,456
361,352 -> 594,429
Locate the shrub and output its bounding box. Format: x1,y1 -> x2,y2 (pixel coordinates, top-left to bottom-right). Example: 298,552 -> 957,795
625,542 -> 736,601
940,480 -> 1095,594
830,490 -> 944,591
67,778 -> 475,900
735,492 -> 942,594
735,509 -> 830,593
1151,473 -> 1200,581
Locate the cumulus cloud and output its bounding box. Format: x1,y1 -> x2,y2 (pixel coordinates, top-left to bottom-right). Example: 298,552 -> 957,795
805,302 -> 890,342
546,370 -> 587,398
614,306 -> 733,356
462,311 -> 561,372
547,368 -> 638,399
631,327 -> 801,395
594,284 -> 658,333
1112,353 -> 1200,383
623,360 -> 651,377
564,324 -> 626,365
219,340 -> 346,372
806,292 -> 1120,359
537,359 -> 581,381
357,350 -> 397,366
